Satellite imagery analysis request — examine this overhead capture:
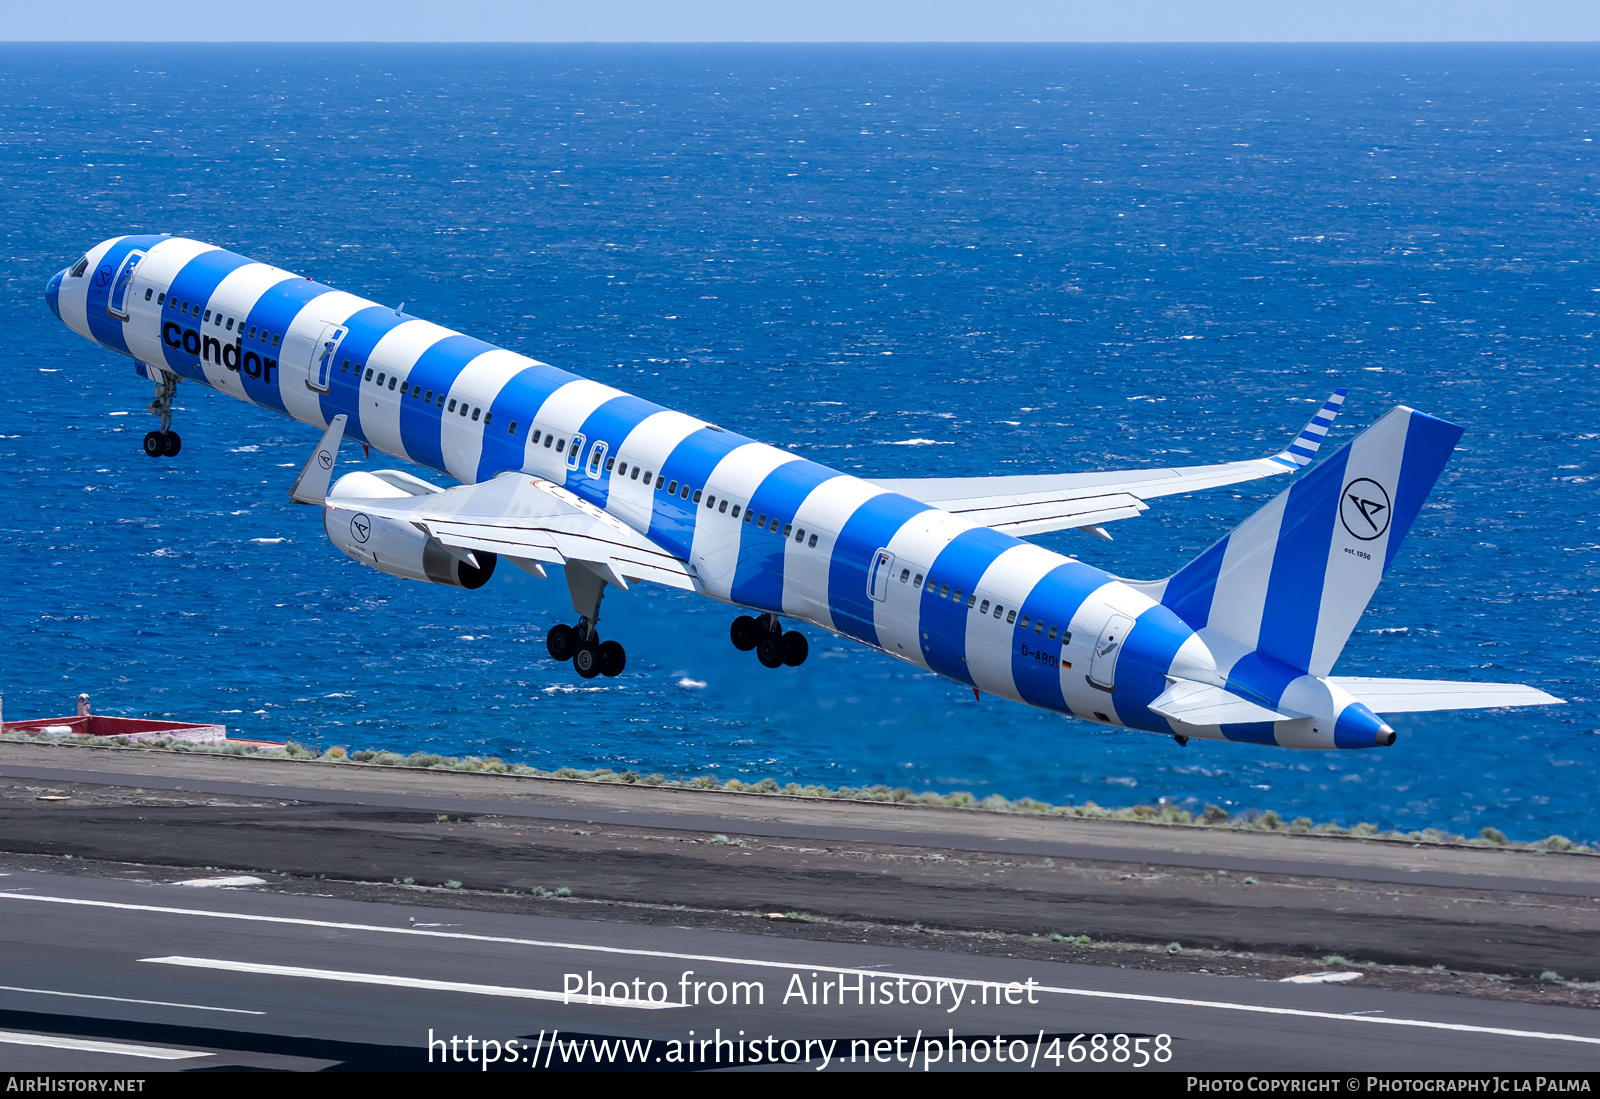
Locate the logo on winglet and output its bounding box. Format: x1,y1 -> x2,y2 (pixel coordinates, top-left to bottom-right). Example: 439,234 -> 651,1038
1339,478 -> 1391,541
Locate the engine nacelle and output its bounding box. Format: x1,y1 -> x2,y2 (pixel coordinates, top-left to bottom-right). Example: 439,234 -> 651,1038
323,470 -> 496,589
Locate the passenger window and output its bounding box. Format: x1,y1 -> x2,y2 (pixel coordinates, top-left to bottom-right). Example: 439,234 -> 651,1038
966,594 -> 976,607
225,317 -> 233,330
926,578 -> 937,593
509,421 -> 518,434
461,405 -> 470,417
952,589 -> 962,603
993,604 -> 1004,619
556,438 -> 565,452
365,368 -> 374,381
447,398 -> 456,412
272,335 -> 280,346
1020,615 -> 1030,630
1035,621 -> 1045,635
434,393 -> 443,406
808,533 -> 818,548
731,504 -> 740,517
144,287 -> 153,301
484,412 -> 493,426
743,510 -> 754,524
425,390 -> 435,403
631,467 -> 640,480
979,599 -> 990,614
377,373 -> 387,386
783,523 -> 793,537
643,471 -> 652,484
900,569 -> 909,583
667,480 -> 678,494
719,499 -> 728,513
471,407 -> 480,420
248,325 -> 256,337
606,457 -> 615,472
389,378 -> 399,391
531,429 -> 540,442
1006,609 -> 1017,624
757,514 -> 767,527
157,293 -> 165,305
794,528 -> 804,543
693,489 -> 703,504
341,361 -> 350,373
1062,631 -> 1073,645
681,484 -> 691,498
913,574 -> 923,587
203,310 -> 211,321
939,584 -> 949,599
545,435 -> 554,448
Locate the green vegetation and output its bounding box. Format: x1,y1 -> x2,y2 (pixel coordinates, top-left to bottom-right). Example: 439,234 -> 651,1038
2,726 -> 1592,853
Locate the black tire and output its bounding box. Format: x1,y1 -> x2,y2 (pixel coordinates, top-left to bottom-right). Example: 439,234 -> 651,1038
546,623 -> 577,662
161,430 -> 182,457
730,615 -> 759,652
573,642 -> 602,679
143,431 -> 165,458
599,640 -> 626,678
756,635 -> 785,669
781,630 -> 809,667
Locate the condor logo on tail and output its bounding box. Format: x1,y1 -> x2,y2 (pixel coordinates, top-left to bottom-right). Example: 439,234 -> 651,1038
1339,477 -> 1391,541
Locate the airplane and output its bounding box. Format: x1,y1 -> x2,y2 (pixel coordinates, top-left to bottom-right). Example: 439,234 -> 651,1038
45,234 -> 1562,751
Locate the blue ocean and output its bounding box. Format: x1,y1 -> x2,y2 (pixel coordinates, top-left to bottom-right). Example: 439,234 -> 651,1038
2,44 -> 1596,842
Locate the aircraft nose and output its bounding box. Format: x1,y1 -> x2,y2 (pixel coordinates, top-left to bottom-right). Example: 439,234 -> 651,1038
45,269 -> 64,321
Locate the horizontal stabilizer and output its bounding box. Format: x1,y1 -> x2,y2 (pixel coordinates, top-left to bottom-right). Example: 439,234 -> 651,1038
1148,678 -> 1292,726
1328,677 -> 1565,714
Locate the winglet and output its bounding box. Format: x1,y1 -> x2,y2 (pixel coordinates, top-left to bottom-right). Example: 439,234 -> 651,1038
1267,388 -> 1347,469
289,415 -> 348,505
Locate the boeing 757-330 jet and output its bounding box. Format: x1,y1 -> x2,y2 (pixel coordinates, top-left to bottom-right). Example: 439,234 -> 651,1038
45,235 -> 1562,750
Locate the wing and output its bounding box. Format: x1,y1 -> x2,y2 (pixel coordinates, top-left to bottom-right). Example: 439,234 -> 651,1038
332,472 -> 697,592
1328,677 -> 1565,714
870,389 -> 1347,537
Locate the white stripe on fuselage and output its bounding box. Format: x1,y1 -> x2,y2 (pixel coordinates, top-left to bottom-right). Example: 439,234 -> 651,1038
438,348 -> 539,484
121,238 -> 216,368
521,379 -> 627,488
604,409 -> 705,529
875,508 -> 968,669
197,263 -> 300,401
965,543 -> 1062,703
361,320 -> 452,463
783,476 -> 890,633
693,442 -> 797,601
278,291 -> 372,429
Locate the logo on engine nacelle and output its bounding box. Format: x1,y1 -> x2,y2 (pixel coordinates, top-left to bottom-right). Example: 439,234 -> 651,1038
350,513 -> 372,543
1339,478 -> 1391,541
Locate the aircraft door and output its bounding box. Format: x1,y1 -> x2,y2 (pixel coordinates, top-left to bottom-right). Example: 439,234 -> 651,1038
867,548 -> 895,601
307,324 -> 347,392
1088,613 -> 1135,690
105,250 -> 146,320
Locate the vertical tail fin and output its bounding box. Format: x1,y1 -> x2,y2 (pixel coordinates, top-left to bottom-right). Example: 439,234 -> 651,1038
1156,405 -> 1463,677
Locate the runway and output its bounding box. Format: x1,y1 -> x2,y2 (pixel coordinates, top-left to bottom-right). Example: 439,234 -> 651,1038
0,869 -> 1597,1072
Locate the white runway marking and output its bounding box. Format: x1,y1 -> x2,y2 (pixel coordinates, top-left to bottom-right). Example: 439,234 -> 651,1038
0,1029 -> 209,1060
141,956 -> 681,1009
0,983 -> 262,1015
6,891 -> 1598,1047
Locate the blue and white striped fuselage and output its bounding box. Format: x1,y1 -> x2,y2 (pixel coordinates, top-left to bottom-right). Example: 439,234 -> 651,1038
46,234 -> 1393,750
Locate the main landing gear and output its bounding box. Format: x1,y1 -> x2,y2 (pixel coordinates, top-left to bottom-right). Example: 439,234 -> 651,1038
546,561 -> 626,679
546,621 -> 625,679
731,613 -> 808,669
141,367 -> 181,459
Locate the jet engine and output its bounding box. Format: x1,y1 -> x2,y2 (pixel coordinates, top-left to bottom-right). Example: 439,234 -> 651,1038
323,470 -> 496,589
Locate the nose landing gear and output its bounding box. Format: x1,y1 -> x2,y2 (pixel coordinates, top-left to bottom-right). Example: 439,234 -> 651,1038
141,367 -> 181,458
732,613 -> 808,668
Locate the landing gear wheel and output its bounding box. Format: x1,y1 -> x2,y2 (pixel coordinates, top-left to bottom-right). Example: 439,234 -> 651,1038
781,630 -> 809,667
598,640 -> 626,678
573,641 -> 602,679
546,623 -> 578,662
730,615 -> 759,652
143,431 -> 165,458
756,635 -> 785,669
161,430 -> 182,457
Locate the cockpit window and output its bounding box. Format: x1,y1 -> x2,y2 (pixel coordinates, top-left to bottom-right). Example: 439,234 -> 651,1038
68,256 -> 88,278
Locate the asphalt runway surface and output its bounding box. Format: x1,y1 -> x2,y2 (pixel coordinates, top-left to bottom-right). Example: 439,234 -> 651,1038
0,868 -> 1598,1073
